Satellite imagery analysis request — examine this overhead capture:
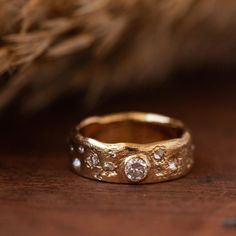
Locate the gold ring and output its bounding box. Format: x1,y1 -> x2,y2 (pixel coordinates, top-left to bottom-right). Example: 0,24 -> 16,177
69,112 -> 194,184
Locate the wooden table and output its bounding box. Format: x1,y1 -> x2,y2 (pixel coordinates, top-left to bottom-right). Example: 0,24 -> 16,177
0,72 -> 236,236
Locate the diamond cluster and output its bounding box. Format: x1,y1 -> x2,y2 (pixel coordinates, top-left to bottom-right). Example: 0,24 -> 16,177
81,149 -> 119,179
71,142 -> 181,183
153,147 -> 178,174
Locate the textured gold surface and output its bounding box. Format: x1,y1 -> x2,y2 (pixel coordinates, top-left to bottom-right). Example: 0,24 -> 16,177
69,112 -> 194,184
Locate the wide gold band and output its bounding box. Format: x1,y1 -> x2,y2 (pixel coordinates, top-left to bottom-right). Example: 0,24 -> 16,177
69,112 -> 194,184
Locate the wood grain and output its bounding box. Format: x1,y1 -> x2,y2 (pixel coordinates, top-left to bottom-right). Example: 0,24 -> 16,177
0,72 -> 236,236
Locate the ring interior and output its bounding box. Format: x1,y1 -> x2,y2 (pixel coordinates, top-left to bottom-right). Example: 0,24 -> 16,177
79,119 -> 184,144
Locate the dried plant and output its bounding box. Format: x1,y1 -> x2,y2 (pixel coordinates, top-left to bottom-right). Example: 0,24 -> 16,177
0,0 -> 236,112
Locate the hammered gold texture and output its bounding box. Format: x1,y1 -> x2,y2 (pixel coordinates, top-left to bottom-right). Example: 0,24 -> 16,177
69,112 -> 194,184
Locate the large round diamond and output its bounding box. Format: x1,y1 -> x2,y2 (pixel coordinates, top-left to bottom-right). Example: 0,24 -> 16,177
124,156 -> 149,182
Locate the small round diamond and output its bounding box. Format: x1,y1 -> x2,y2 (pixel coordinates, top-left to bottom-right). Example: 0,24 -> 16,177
78,145 -> 85,154
70,145 -> 75,152
168,162 -> 177,171
85,153 -> 99,168
124,156 -> 149,182
73,158 -> 81,170
154,149 -> 165,161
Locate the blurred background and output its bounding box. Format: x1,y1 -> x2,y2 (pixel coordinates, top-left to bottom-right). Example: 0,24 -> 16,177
0,0 -> 236,113
0,1 -> 236,236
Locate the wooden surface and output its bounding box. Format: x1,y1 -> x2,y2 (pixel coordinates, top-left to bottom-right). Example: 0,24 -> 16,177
0,73 -> 236,236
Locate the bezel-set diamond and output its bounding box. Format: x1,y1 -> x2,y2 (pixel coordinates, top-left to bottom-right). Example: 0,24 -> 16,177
124,155 -> 150,183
